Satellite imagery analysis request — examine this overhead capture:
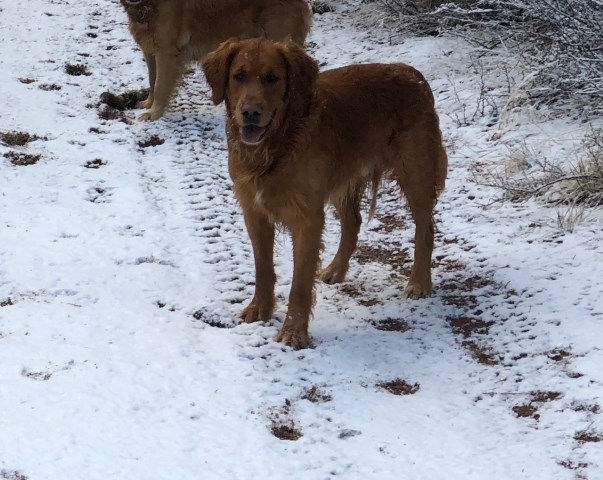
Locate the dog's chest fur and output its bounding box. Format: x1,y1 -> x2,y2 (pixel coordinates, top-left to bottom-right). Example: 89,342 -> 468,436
229,151 -> 322,227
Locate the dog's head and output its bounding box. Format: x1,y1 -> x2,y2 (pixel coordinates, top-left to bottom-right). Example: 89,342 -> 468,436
202,38 -> 319,147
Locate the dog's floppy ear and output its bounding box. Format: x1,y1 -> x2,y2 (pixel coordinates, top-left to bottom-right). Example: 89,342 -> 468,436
276,41 -> 319,116
202,38 -> 241,105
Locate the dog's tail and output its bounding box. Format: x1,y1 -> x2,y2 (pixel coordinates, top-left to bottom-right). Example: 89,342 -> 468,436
434,140 -> 448,199
367,170 -> 381,221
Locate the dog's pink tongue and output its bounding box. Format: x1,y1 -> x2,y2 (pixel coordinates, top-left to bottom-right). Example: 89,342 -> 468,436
136,21 -> 149,31
240,125 -> 266,144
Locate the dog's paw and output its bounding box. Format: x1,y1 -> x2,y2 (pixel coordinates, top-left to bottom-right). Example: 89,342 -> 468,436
136,99 -> 153,109
275,326 -> 311,350
240,301 -> 271,323
318,264 -> 346,284
404,280 -> 431,299
137,109 -> 163,121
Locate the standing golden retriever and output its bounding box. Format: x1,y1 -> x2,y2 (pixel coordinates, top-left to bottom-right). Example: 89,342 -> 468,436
119,0 -> 311,120
202,38 -> 448,349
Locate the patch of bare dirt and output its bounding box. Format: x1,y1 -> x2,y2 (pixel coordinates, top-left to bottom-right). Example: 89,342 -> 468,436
574,431 -> 602,443
301,385 -> 332,403
0,470 -> 29,480
512,404 -> 539,419
512,391 -> 563,420
271,424 -> 303,441
531,391 -> 562,403
338,429 -> 362,439
446,315 -> 493,337
268,400 -> 303,441
138,135 -> 165,149
371,318 -> 410,332
84,158 -> 106,169
312,1 -> 335,14
98,105 -> 129,123
558,459 -> 589,471
18,77 -> 35,84
21,368 -> 52,381
440,274 -> 495,292
371,213 -> 408,233
570,402 -> 601,414
461,340 -> 500,365
547,348 -> 573,362
3,151 -> 42,166
155,301 -> 176,312
338,284 -> 380,306
0,298 -> 14,307
439,258 -> 467,272
355,242 -> 410,275
442,294 -> 479,308
192,309 -> 233,328
377,378 -> 420,395
38,83 -> 61,91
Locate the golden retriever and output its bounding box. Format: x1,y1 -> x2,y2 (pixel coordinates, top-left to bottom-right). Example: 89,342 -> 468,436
119,0 -> 311,120
202,38 -> 448,349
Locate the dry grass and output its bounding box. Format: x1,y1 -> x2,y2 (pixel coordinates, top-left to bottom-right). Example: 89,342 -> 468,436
0,131 -> 41,146
65,63 -> 91,76
474,128 -> 603,227
378,0 -> 603,113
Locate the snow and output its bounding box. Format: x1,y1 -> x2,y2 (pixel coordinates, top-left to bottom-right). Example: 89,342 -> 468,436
1,1 -> 602,479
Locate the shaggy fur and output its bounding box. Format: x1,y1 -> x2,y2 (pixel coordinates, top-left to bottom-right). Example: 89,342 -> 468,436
202,38 -> 448,349
119,0 -> 311,120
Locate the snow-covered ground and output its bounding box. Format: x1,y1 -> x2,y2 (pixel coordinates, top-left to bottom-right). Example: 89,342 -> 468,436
1,1 -> 602,479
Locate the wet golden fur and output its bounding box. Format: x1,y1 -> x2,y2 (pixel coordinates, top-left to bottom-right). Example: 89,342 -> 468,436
119,0 -> 311,120
202,38 -> 448,349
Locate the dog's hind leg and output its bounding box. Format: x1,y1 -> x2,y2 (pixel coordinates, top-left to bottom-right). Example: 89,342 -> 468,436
403,195 -> 435,299
395,140 -> 441,298
319,190 -> 362,284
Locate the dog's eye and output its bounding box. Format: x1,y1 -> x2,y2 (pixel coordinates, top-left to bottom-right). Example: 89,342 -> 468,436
265,74 -> 280,84
125,0 -> 143,4
233,72 -> 245,82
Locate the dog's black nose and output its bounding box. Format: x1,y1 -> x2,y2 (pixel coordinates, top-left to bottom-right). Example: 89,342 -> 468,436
242,109 -> 262,125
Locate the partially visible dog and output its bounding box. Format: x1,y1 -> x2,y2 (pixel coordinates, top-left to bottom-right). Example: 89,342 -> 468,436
119,0 -> 311,120
202,38 -> 448,349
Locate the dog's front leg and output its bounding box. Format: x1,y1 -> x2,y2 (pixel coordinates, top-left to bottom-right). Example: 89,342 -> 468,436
276,212 -> 324,349
240,209 -> 276,323
138,50 -> 183,121
137,50 -> 156,110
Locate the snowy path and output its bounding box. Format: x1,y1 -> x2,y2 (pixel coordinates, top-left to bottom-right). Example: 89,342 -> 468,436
1,1 -> 602,479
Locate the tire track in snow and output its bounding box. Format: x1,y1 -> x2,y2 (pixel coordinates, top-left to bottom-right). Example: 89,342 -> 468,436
165,85 -> 257,323
83,4 -> 257,319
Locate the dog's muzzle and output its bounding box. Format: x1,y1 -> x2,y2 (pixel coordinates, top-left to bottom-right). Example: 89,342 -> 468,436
238,105 -> 273,145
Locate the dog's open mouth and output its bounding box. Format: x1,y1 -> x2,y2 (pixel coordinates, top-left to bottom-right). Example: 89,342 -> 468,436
239,124 -> 269,145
